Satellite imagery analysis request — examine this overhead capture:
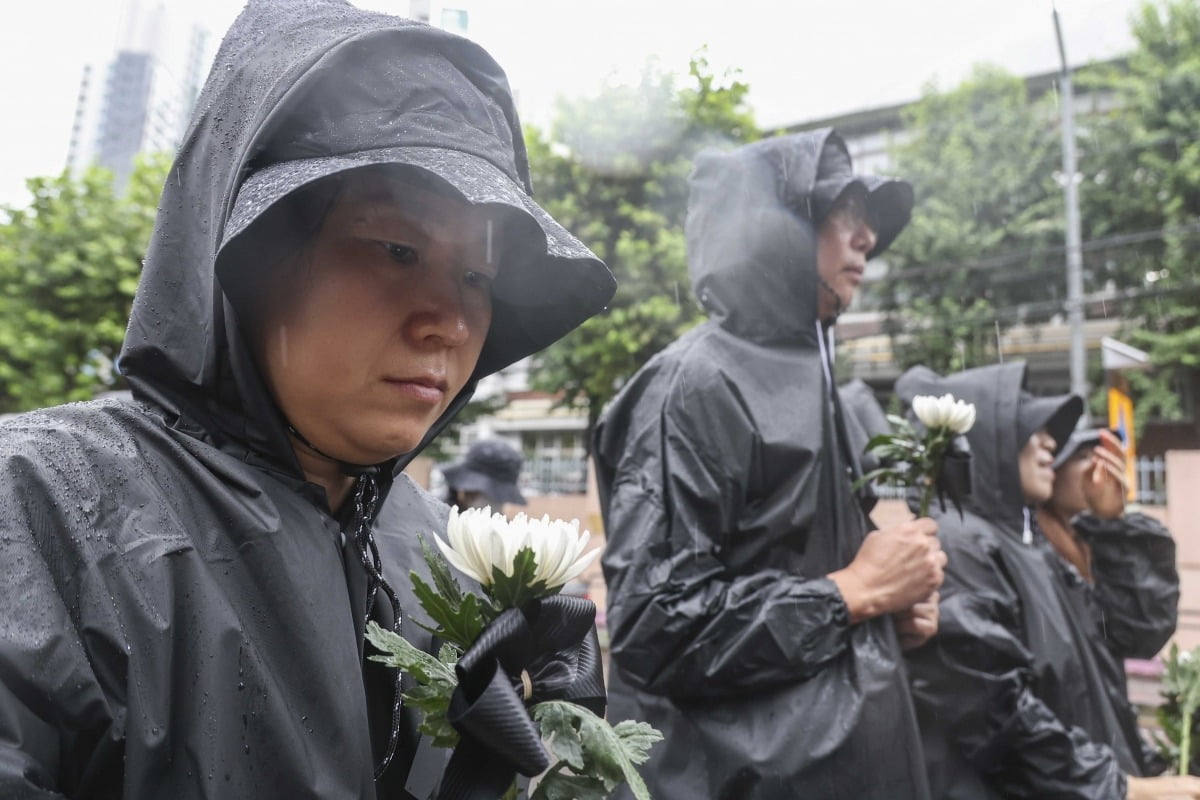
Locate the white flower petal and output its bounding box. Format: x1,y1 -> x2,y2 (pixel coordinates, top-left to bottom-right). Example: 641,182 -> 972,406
444,508 -> 478,574
913,395 -> 939,428
541,520 -> 581,585
922,396 -> 939,427
938,394 -> 958,427
558,528 -> 591,583
541,523 -> 589,588
957,402 -> 976,434
554,546 -> 599,590
434,531 -> 487,584
461,508 -> 497,582
436,507 -> 600,598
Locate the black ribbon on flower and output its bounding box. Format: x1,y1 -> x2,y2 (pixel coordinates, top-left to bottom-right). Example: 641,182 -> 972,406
935,435 -> 972,518
435,594 -> 606,800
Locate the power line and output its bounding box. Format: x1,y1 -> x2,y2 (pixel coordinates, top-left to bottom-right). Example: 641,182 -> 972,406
867,221 -> 1200,284
869,279 -> 1200,336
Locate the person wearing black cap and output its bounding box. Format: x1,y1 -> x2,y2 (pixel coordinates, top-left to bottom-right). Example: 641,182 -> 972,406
896,364 -> 1200,800
1038,428 -> 1180,781
442,438 -> 528,510
0,2 -> 615,798
595,130 -> 943,798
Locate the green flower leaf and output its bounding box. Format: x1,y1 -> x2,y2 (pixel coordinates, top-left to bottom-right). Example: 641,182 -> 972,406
864,433 -> 903,451
851,467 -> 905,492
531,701 -> 663,800
411,571 -> 487,649
422,534 -> 466,606
364,621 -> 461,747
1155,642 -> 1200,774
488,547 -> 550,609
534,768 -> 609,800
404,682 -> 461,748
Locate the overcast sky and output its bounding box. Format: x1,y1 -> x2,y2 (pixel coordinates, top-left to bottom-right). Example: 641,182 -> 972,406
0,0 -> 1145,209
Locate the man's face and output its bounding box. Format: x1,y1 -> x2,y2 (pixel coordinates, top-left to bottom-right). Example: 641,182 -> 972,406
255,172 -> 497,465
816,188 -> 878,321
458,489 -> 491,510
1019,429 -> 1058,504
1050,447 -> 1092,516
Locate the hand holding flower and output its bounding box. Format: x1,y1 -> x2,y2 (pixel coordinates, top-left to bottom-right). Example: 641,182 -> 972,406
894,591 -> 940,651
827,517 -> 944,623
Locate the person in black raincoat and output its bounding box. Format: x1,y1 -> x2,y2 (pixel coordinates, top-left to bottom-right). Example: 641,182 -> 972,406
897,363 -> 1200,800
1038,427 -> 1179,778
593,129 -> 945,799
441,439 -> 527,511
0,1 -> 614,798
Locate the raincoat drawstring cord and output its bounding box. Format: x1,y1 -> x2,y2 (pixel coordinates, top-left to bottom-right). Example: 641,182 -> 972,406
284,424 -> 404,777
349,471 -> 405,781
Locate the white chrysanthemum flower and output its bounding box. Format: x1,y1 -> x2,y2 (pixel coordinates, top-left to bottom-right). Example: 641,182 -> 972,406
913,393 -> 976,434
435,506 -> 596,591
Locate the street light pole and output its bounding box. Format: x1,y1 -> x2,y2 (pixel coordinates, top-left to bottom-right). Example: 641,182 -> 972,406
1053,7 -> 1088,417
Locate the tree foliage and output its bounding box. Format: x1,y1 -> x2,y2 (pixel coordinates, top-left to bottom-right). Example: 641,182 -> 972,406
1080,0 -> 1200,421
879,65 -> 1065,374
524,53 -> 759,440
0,156 -> 168,413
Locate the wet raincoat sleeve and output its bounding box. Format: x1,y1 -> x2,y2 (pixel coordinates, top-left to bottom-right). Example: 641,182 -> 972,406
908,526 -> 1126,799
1076,512 -> 1179,659
0,443 -> 112,799
601,369 -> 853,699
0,557 -> 80,799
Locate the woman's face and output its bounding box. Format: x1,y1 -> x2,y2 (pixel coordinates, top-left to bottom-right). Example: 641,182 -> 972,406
1019,428 -> 1058,505
256,172 -> 498,465
816,187 -> 879,320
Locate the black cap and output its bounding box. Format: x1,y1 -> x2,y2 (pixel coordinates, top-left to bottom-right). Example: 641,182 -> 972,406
1052,428 -> 1108,470
810,139 -> 914,259
1017,391 -> 1085,455
442,439 -> 527,506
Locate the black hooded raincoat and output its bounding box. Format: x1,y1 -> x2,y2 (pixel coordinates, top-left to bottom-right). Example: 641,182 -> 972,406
897,363 -> 1140,800
593,130 -> 929,800
1060,511 -> 1178,778
0,2 -> 613,798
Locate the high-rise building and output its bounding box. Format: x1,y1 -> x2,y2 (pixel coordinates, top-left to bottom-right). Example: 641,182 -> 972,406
67,0 -> 211,191
404,0 -> 470,36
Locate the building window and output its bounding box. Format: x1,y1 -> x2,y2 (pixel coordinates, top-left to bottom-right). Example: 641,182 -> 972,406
519,430 -> 587,495
440,8 -> 468,34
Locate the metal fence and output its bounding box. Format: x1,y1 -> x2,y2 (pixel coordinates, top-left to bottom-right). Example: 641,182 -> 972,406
1136,456 -> 1167,505
516,451 -> 1173,502
521,456 -> 589,495
868,455 -> 1170,506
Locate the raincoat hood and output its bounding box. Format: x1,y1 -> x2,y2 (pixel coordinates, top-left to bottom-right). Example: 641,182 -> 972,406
897,363 -> 1082,534
118,0 -> 614,477
899,364 -> 1134,798
685,129 -> 911,343
594,131 -> 927,798
1,4 -> 618,796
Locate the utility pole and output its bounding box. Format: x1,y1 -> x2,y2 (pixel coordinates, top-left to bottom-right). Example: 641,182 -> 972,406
1053,7 -> 1088,417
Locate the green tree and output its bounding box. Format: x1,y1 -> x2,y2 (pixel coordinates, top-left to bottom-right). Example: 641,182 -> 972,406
525,53 -> 759,441
1080,0 -> 1200,422
879,66 -> 1064,373
0,155 -> 168,412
